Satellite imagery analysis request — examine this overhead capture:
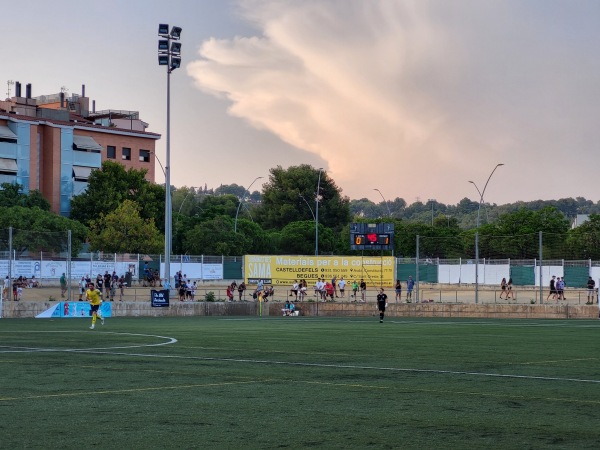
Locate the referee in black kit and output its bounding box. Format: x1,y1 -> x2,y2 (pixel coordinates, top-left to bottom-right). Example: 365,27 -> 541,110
377,288 -> 388,323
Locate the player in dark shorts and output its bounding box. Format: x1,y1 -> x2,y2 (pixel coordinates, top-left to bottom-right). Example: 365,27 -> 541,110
377,288 -> 388,323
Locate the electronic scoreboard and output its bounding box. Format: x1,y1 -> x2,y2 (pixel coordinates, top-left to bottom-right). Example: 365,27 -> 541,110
350,223 -> 394,251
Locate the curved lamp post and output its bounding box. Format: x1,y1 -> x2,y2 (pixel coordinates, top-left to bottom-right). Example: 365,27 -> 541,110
299,194 -> 315,221
373,188 -> 391,217
469,163 -> 504,303
315,168 -> 323,256
234,176 -> 263,233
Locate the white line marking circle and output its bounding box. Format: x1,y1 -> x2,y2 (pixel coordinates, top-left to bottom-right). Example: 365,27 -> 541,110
0,331 -> 177,352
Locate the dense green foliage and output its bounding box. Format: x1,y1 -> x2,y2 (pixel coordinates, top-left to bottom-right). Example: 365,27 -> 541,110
69,161 -> 165,229
1,317 -> 599,448
88,199 -> 163,254
4,163 -> 598,258
0,182 -> 51,210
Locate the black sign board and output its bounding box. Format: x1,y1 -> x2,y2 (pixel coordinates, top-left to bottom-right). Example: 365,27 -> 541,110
151,289 -> 170,307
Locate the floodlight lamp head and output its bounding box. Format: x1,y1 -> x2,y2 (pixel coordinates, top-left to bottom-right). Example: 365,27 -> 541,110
158,24 -> 169,35
170,57 -> 181,70
171,42 -> 182,54
158,55 -> 169,66
170,26 -> 182,39
158,40 -> 169,51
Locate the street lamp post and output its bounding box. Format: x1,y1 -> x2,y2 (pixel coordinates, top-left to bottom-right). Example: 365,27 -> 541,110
428,199 -> 435,226
151,151 -> 166,177
373,188 -> 391,217
374,188 -> 394,256
469,163 -> 504,304
315,168 -> 323,256
235,176 -> 263,233
299,194 -> 315,220
177,187 -> 200,216
158,23 -> 182,291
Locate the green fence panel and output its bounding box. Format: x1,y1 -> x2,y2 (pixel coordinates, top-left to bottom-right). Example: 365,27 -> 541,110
223,261 -> 243,280
418,264 -> 438,283
396,263 -> 415,282
510,266 -> 534,286
564,266 -> 590,288
396,264 -> 438,283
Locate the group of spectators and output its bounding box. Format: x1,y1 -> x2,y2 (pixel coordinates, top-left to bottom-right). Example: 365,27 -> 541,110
3,275 -> 40,301
76,272 -> 126,302
226,281 -> 247,301
174,271 -> 198,301
143,262 -> 161,287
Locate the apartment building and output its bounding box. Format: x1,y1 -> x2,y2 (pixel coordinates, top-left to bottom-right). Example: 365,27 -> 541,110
0,82 -> 160,215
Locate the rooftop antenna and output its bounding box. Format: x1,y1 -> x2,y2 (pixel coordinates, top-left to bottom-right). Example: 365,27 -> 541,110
6,80 -> 14,98
60,86 -> 69,96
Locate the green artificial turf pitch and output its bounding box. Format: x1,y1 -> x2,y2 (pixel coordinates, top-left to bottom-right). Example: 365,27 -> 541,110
0,316 -> 599,449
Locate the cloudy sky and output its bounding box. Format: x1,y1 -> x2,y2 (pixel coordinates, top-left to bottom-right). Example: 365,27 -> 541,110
3,0 -> 599,205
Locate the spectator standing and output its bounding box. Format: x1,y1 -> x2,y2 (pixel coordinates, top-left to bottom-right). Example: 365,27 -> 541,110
78,276 -> 86,301
546,275 -> 557,302
352,280 -> 359,300
118,276 -> 125,301
586,276 -> 596,305
557,277 -> 566,300
499,278 -> 507,299
506,278 -> 514,299
332,275 -> 338,298
395,280 -> 402,303
3,276 -> 9,299
359,279 -> 367,302
238,282 -> 246,301
60,273 -> 67,298
338,277 -> 346,298
406,276 -> 414,302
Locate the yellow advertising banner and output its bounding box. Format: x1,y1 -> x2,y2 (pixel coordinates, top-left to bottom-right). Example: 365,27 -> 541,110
244,255 -> 395,288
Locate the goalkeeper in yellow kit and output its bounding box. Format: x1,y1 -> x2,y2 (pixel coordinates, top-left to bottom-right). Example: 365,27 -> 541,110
86,282 -> 104,329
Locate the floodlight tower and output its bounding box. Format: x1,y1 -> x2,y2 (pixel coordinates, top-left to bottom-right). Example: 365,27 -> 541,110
158,24 -> 182,290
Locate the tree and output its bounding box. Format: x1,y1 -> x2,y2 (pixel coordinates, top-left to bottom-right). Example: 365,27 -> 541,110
278,221 -> 337,255
0,183 -> 51,210
0,206 -> 87,256
566,214 -> 600,259
88,200 -> 163,254
259,165 -> 350,231
69,161 -> 165,229
183,216 -> 247,256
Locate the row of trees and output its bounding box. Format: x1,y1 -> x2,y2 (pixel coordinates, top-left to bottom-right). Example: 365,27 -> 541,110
2,162 -> 600,259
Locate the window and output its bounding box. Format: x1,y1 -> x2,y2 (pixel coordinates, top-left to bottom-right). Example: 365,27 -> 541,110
73,135 -> 102,153
107,145 -> 116,159
122,147 -> 131,160
73,166 -> 93,182
139,149 -> 150,162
